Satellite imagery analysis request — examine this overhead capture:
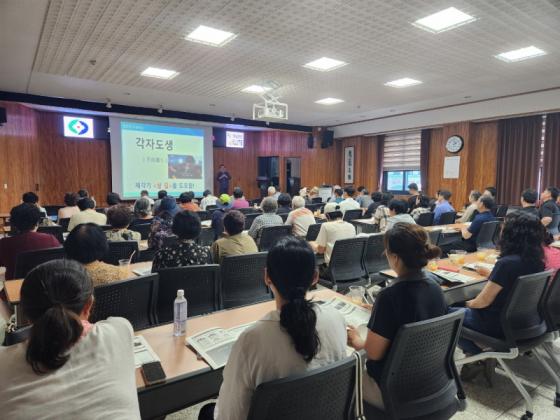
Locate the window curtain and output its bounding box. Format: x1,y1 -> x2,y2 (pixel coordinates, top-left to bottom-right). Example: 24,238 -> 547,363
496,115 -> 542,205
420,129 -> 431,194
377,134 -> 385,191
542,113 -> 560,189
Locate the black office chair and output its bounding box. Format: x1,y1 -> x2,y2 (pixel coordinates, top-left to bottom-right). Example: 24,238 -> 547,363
37,225 -> 64,244
311,197 -> 323,204
363,233 -> 389,281
162,234 -> 179,247
58,217 -> 71,232
99,224 -> 113,231
90,273 -> 159,330
196,210 -> 210,221
279,213 -> 289,222
306,223 -> 323,241
220,252 -> 272,309
416,212 -> 435,227
155,265 -> 221,323
364,311 -> 466,420
103,241 -> 139,265
259,225 -> 292,252
244,213 -> 260,230
14,247 -> 66,278
247,355 -> 360,420
305,203 -> 323,213
196,227 -> 215,247
438,211 -> 457,225
239,207 -> 260,215
343,209 -> 363,222
476,221 -> 500,249
2,325 -> 32,346
456,271 -> 552,420
129,223 -> 151,240
206,205 -> 218,211
428,229 -> 442,246
319,237 -> 368,292
495,205 -> 508,218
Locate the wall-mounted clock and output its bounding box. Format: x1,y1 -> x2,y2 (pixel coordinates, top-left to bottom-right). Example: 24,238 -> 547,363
446,135 -> 464,153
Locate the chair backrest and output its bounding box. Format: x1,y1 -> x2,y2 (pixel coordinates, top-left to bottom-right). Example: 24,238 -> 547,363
247,355 -> 357,420
103,241 -> 139,265
438,211 -> 457,225
3,325 -> 32,346
129,223 -> 151,240
162,234 -> 179,247
14,247 -> 66,278
311,197 -> 323,204
364,233 -> 388,275
343,209 -> 363,222
90,273 -> 159,330
306,223 -> 323,241
496,205 -> 508,218
244,213 -> 260,230
328,237 -> 368,283
380,310 -> 465,419
206,204 -> 218,211
37,225 -> 64,244
155,265 -> 220,323
259,225 -> 292,252
541,270 -> 560,332
476,221 -> 500,249
305,203 -> 323,213
501,271 -> 551,345
99,224 -> 113,231
239,207 -> 260,215
58,217 -> 71,232
196,210 -> 210,221
428,229 -> 441,246
196,227 -> 215,247
220,252 -> 271,309
279,213 -> 289,222
416,212 -> 434,227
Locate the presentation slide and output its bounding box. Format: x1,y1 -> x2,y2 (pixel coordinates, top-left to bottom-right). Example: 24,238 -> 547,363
110,118 -> 213,199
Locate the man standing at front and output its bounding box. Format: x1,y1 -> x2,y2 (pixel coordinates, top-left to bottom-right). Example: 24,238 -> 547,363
217,164 -> 232,195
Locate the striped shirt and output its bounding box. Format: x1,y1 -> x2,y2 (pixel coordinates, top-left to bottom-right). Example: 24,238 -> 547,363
248,213 -> 283,245
285,207 -> 315,237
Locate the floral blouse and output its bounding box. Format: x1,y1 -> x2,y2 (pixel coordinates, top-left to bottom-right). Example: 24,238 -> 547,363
148,214 -> 174,250
152,239 -> 211,271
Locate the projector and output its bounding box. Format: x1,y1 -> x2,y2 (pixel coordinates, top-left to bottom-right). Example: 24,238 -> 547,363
252,89 -> 288,121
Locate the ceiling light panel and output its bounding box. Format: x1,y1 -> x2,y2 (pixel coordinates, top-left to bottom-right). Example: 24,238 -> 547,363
304,57 -> 347,71
140,67 -> 179,79
315,97 -> 344,105
242,85 -> 271,93
384,78 -> 422,88
413,7 -> 476,33
185,25 -> 237,47
495,46 -> 546,62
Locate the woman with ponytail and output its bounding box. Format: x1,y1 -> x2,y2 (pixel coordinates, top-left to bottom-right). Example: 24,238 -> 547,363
347,223 -> 447,409
0,260 -> 140,419
209,236 -> 347,420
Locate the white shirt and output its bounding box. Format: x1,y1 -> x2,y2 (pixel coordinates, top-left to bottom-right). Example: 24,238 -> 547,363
285,207 -> 316,237
215,306 -> 347,420
338,197 -> 360,215
200,195 -> 218,210
68,208 -> 107,232
315,220 -> 356,264
0,317 -> 140,420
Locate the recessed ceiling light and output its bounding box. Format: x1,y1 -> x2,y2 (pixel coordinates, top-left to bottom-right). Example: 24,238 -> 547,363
413,7 -> 476,33
384,78 -> 422,88
141,67 -> 179,80
495,46 -> 546,62
315,97 -> 344,105
185,25 -> 236,47
242,85 -> 271,94
304,57 -> 347,72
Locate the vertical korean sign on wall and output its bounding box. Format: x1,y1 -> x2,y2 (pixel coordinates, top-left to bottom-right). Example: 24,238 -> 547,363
344,146 -> 354,183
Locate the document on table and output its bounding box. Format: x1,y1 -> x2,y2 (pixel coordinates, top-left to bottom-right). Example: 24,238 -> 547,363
317,297 -> 371,327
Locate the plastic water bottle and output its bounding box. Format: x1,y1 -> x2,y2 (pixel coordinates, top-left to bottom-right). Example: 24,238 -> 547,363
173,289 -> 187,337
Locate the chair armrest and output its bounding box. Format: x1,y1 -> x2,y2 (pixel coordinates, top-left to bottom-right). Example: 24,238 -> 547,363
461,328 -> 510,352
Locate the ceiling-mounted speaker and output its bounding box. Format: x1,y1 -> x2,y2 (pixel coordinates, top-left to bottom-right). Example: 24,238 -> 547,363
307,133 -> 314,149
321,129 -> 334,148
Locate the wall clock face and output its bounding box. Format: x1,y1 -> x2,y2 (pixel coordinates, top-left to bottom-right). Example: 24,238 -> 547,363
446,135 -> 464,153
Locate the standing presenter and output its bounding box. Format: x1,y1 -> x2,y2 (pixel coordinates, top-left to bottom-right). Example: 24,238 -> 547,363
217,164 -> 232,195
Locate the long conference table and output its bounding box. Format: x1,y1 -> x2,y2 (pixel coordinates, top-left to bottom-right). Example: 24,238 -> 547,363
3,253 -> 490,419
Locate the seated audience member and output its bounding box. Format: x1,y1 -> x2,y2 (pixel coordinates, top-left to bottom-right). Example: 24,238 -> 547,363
357,186 -> 373,209
64,223 -> 128,287
483,186 -> 497,199
200,189 -> 218,210
385,199 -> 416,231
0,260 -> 140,419
277,193 -> 292,214
347,223 -> 445,408
209,237 -> 347,420
339,186 -> 360,215
22,191 -> 47,215
299,187 -> 309,203
106,192 -> 122,208
178,191 -> 200,212
0,203 -> 60,280
365,191 -> 383,218
543,231 -> 560,273
130,197 -> 153,227
323,188 -> 343,214
78,188 -> 96,207
152,211 -> 211,270
406,183 -> 420,212
453,212 -> 545,360
539,186 -> 560,235
440,196 -> 497,255
267,186 -> 280,200
328,185 -> 342,203
231,188 -> 250,209
519,188 -> 539,217
106,205 -> 141,242
211,194 -> 232,239
433,190 -> 455,225
211,210 -> 257,263
148,197 -> 178,250
58,192 -> 80,220
140,189 -> 154,206
313,210 -> 356,276
458,190 -> 481,223
285,196 -> 315,238
410,195 -> 432,221
308,186 -> 320,203
153,189 -> 168,214
372,193 -> 393,232
248,197 -> 283,246
68,198 -> 107,232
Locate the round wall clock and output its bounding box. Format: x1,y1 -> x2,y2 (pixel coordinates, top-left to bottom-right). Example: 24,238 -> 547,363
445,135 -> 464,153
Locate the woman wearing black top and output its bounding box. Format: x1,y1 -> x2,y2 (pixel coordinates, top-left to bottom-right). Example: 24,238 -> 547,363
347,223 -> 446,408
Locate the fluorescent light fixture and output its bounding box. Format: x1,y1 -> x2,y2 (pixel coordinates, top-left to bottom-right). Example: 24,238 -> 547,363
141,67 -> 178,80
185,25 -> 236,47
413,7 -> 476,33
495,46 -> 546,62
384,78 -> 422,88
242,85 -> 271,94
303,57 -> 347,72
315,97 -> 344,105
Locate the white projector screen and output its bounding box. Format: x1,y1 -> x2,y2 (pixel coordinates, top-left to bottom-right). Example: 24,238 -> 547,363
110,118 -> 213,199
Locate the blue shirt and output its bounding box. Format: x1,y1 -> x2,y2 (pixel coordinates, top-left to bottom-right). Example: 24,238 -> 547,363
433,200 -> 455,224
466,211 -> 496,244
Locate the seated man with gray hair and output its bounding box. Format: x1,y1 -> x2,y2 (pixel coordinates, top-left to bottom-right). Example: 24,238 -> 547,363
248,197 -> 283,245
267,186 -> 281,200
285,195 -> 316,238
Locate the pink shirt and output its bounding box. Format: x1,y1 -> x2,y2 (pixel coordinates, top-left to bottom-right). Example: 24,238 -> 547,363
231,198 -> 249,209
544,245 -> 560,273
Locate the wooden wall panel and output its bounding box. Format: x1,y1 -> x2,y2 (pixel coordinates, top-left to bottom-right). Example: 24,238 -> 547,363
469,121 -> 498,197
338,136 -> 379,192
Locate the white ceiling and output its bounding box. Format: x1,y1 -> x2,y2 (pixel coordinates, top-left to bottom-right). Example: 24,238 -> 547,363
1,0 -> 559,127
